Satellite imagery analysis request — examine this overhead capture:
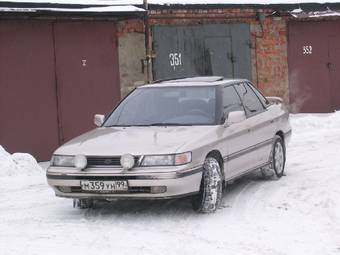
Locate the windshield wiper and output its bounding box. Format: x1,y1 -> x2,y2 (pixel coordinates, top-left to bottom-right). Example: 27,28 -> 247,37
107,123 -> 193,127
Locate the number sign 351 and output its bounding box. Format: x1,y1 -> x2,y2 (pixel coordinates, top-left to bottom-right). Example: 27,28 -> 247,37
169,53 -> 182,70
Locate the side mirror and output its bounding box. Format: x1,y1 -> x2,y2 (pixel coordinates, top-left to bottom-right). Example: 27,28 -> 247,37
224,110 -> 246,127
94,114 -> 105,127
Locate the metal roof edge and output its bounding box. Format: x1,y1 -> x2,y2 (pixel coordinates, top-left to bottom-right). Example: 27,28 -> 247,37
145,3 -> 340,12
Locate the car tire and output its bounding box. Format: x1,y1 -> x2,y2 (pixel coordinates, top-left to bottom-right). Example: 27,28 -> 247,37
73,198 -> 94,209
192,157 -> 223,213
261,135 -> 286,179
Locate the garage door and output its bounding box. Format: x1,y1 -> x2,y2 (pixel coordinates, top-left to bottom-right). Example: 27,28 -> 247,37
0,21 -> 60,160
288,20 -> 340,113
152,24 -> 252,81
54,22 -> 120,143
0,20 -> 120,161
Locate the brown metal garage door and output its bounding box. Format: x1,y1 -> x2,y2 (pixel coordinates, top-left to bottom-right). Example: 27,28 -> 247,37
54,22 -> 121,143
288,20 -> 340,113
0,20 -> 120,161
0,21 -> 60,160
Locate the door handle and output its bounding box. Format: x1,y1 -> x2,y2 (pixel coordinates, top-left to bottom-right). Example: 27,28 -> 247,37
327,62 -> 335,71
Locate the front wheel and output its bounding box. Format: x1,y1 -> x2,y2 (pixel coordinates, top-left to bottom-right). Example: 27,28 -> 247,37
192,157 -> 223,213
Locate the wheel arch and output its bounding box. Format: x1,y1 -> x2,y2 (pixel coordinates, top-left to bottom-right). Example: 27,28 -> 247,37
205,150 -> 225,180
275,130 -> 285,143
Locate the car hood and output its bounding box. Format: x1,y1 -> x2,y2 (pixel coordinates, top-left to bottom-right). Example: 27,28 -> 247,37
54,126 -> 217,156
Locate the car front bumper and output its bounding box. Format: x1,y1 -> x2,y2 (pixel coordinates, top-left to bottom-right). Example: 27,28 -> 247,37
46,166 -> 203,199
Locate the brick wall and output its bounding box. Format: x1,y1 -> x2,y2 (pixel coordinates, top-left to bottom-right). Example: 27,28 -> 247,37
250,17 -> 289,102
117,8 -> 289,102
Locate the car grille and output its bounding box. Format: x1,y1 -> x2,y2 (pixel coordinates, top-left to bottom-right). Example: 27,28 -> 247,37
86,156 -> 140,168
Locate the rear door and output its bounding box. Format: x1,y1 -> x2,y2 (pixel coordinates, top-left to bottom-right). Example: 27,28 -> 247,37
53,21 -> 121,143
233,83 -> 274,170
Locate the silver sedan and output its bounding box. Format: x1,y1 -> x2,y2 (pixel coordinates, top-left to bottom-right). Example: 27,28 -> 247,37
47,77 -> 291,213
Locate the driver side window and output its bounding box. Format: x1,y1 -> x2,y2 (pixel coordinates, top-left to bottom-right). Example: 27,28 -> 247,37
222,86 -> 243,121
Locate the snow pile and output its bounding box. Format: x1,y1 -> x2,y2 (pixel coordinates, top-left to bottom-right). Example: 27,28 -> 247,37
0,146 -> 42,177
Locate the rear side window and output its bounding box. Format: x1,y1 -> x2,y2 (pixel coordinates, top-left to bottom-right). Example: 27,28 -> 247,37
247,82 -> 270,107
222,86 -> 243,119
234,83 -> 264,116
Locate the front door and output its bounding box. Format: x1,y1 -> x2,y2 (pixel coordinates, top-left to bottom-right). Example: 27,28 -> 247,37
220,85 -> 254,179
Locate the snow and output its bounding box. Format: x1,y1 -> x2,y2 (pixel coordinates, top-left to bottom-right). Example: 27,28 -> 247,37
2,0 -> 340,6
1,113 -> 340,255
1,0 -> 144,6
291,9 -> 340,17
0,5 -> 145,13
147,0 -> 340,4
291,7 -> 303,13
0,146 -> 42,177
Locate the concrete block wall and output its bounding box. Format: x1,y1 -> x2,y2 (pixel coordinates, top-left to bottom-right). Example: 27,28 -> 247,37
117,19 -> 147,98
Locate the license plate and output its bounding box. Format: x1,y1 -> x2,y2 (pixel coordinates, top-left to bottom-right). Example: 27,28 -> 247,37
81,180 -> 128,192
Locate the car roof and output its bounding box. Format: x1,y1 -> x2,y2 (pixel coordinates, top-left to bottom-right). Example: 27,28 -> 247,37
140,76 -> 249,88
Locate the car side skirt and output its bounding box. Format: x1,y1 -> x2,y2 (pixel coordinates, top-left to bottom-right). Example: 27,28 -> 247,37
222,138 -> 273,162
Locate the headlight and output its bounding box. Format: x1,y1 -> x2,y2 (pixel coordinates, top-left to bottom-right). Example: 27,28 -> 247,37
51,155 -> 87,169
141,152 -> 192,166
51,155 -> 74,167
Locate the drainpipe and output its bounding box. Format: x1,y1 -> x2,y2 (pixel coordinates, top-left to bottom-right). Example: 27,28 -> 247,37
144,0 -> 152,83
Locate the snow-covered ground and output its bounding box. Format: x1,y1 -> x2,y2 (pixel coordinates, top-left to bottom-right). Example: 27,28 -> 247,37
0,113 -> 339,255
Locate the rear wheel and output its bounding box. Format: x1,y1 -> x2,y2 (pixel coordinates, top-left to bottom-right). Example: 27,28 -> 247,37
261,135 -> 286,179
192,157 -> 223,213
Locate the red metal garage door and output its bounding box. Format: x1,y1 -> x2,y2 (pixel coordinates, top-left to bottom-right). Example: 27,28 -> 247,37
288,20 -> 340,113
0,20 -> 121,161
54,21 -> 121,143
0,21 -> 60,159
329,34 -> 340,110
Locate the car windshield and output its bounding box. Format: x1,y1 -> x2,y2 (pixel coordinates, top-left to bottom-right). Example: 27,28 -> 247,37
104,86 -> 217,126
